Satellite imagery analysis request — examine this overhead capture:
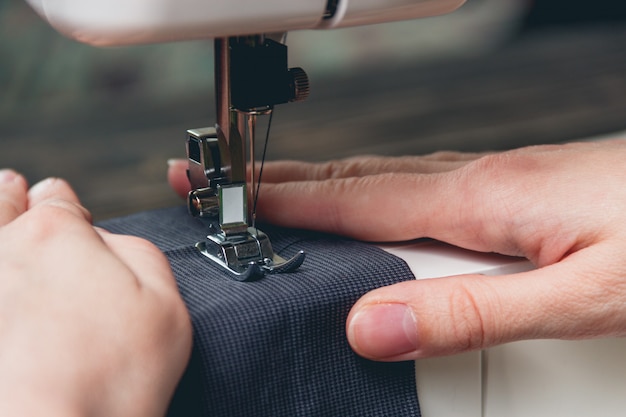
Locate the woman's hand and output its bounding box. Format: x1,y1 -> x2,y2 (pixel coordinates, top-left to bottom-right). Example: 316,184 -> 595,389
0,170 -> 192,416
169,139 -> 626,360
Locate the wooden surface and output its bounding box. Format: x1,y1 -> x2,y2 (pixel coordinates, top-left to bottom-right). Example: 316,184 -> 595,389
2,24 -> 626,220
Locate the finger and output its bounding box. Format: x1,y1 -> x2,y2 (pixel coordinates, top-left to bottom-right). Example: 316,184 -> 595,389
28,177 -> 92,223
346,244 -> 623,360
167,159 -> 190,199
258,155 -> 471,183
165,155 -> 469,200
256,171 -> 471,242
0,169 -> 28,226
96,230 -> 179,292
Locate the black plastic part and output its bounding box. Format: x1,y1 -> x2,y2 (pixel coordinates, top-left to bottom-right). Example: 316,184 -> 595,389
187,136 -> 202,163
230,38 -> 294,111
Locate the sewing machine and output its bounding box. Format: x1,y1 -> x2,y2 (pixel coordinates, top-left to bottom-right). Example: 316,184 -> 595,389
23,1 -> 626,415
24,0 -> 465,279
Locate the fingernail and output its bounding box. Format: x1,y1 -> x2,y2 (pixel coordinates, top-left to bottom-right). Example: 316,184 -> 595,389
348,303 -> 418,359
167,159 -> 183,167
0,169 -> 18,183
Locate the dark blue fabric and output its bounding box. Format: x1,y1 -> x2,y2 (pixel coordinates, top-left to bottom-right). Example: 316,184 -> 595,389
99,206 -> 420,417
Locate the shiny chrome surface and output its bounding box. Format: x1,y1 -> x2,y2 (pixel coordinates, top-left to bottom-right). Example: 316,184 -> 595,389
196,229 -> 306,281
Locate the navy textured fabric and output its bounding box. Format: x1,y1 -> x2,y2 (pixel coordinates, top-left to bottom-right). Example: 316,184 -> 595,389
99,206 -> 420,417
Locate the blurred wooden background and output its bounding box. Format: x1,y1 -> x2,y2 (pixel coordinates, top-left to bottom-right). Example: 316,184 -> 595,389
1,0 -> 626,220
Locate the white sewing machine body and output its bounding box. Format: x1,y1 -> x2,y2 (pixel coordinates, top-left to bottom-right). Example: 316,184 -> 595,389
24,0 -> 465,45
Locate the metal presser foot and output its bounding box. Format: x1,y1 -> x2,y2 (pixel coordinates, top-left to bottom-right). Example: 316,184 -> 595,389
195,227 -> 305,282
185,35 -> 309,281
187,129 -> 306,281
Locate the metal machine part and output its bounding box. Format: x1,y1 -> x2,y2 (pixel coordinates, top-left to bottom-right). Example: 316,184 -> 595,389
186,35 -> 307,281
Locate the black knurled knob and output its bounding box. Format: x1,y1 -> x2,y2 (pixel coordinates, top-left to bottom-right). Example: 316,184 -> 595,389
288,67 -> 310,103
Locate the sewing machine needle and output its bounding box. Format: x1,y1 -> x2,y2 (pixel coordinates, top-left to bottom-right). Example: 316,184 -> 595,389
247,113 -> 257,229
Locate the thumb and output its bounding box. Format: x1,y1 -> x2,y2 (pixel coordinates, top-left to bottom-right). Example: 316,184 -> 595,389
346,247 -> 624,360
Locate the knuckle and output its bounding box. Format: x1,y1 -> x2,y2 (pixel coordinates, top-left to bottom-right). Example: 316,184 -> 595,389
24,202 -> 90,239
319,156 -> 377,179
46,199 -> 91,222
446,282 -> 494,351
105,233 -> 168,266
469,152 -> 538,178
123,234 -> 159,252
320,159 -> 354,179
320,160 -> 340,179
150,286 -> 192,338
130,237 -> 169,263
468,153 -> 508,173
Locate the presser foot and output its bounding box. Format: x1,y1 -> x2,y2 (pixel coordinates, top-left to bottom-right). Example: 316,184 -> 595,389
195,227 -> 305,281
